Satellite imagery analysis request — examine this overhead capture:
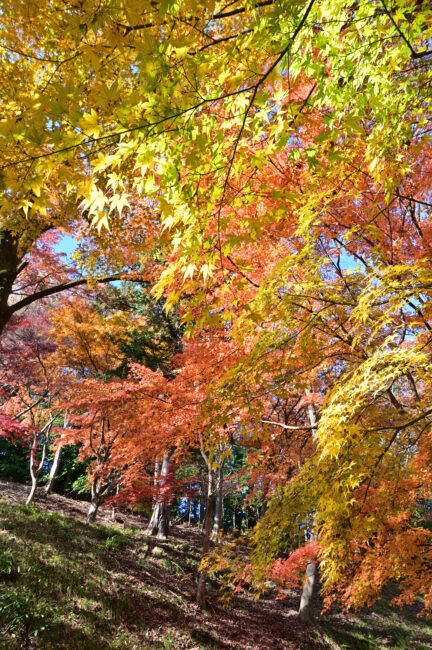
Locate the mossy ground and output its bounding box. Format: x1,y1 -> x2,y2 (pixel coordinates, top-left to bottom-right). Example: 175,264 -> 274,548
0,483 -> 431,649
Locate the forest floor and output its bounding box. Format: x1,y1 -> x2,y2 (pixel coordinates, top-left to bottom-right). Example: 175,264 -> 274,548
0,481 -> 431,650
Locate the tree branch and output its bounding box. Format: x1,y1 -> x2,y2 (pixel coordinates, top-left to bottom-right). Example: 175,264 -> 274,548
262,420 -> 314,430
8,273 -> 127,316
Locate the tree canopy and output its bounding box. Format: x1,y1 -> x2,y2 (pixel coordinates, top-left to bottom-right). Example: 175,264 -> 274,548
1,0 -> 432,633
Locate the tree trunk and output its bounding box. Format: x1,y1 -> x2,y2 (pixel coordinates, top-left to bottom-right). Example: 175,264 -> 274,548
0,230 -> 20,336
45,413 -> 68,496
26,444 -> 38,505
146,447 -> 174,539
187,497 -> 192,526
87,481 -> 101,523
111,483 -> 120,521
298,543 -> 318,623
0,227 -> 144,336
211,461 -> 224,539
45,442 -> 63,495
197,466 -> 214,609
26,432 -> 48,505
26,474 -> 38,506
198,497 -> 203,528
298,390 -> 320,623
86,498 -> 100,523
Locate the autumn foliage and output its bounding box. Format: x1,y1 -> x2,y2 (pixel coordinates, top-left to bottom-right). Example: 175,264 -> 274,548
1,0 -> 432,635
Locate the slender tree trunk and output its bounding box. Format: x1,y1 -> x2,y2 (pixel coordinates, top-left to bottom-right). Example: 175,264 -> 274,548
87,480 -> 101,523
298,391 -> 320,624
197,466 -> 214,609
187,497 -> 192,526
26,444 -> 38,505
86,469 -> 116,523
45,412 -> 68,495
26,474 -> 38,506
200,500 -> 206,531
45,442 -> 63,495
211,461 -> 224,539
111,483 -> 120,521
26,432 -> 48,505
146,447 -> 174,539
146,458 -> 161,532
298,520 -> 318,623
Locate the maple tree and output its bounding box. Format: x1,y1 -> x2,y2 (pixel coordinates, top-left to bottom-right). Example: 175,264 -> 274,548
0,299 -> 59,503
1,2 -> 429,267
1,1 -> 430,286
1,0 -> 432,636
212,165 -> 432,616
46,290 -> 240,605
0,180 -> 161,336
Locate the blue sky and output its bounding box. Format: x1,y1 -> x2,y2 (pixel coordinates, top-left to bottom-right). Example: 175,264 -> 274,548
54,234 -> 124,287
55,234 -> 77,261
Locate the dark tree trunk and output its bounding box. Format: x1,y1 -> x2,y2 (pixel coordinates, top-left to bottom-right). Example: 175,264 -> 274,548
146,447 -> 174,539
0,230 -> 20,335
200,499 -> 203,527
0,226 -> 130,336
187,497 -> 192,526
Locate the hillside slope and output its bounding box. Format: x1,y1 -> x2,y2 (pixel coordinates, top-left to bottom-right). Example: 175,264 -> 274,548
0,481 -> 431,650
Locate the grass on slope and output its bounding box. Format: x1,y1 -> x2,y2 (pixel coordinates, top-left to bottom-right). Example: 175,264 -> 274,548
322,595 -> 432,650
1,495 -> 432,650
0,497 -> 319,650
0,501 -> 201,649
